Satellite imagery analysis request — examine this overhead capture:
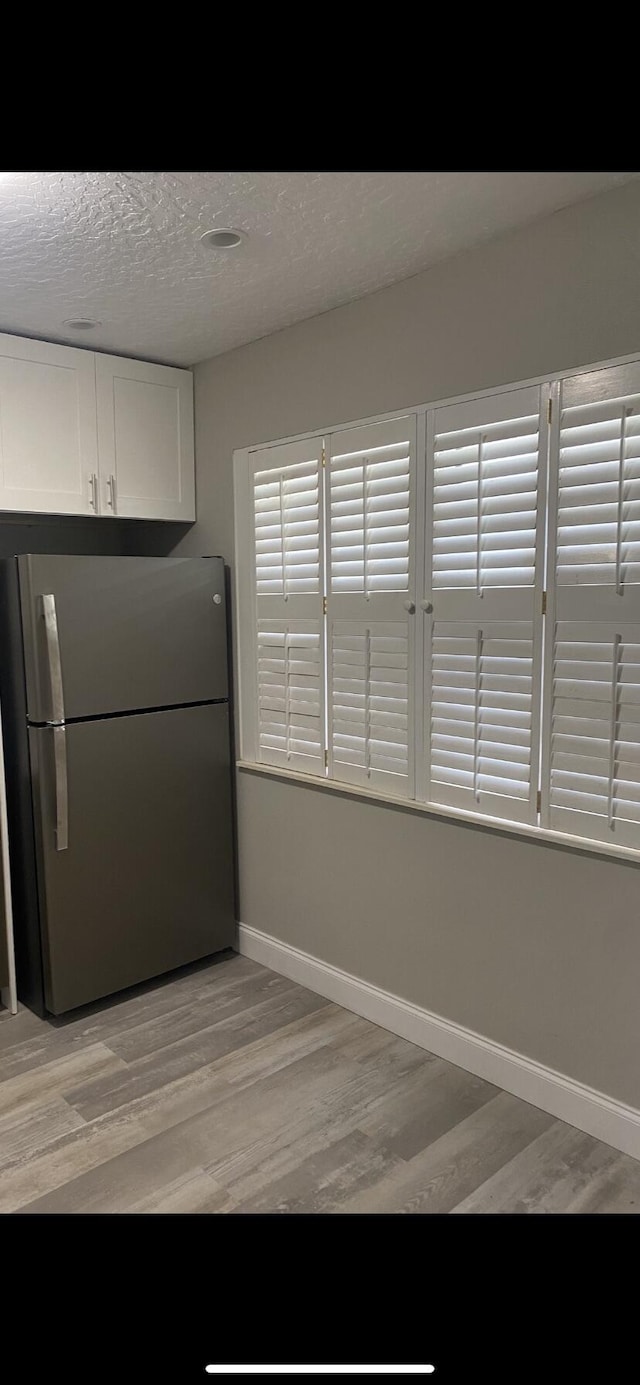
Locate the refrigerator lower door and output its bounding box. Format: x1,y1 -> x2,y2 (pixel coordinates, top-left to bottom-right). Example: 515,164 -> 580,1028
29,702 -> 235,1014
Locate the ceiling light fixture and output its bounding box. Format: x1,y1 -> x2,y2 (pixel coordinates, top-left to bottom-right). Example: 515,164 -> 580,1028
63,317 -> 102,331
200,228 -> 246,250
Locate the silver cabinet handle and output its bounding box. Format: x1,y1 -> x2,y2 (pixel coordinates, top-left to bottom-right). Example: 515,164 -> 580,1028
89,473 -> 98,511
41,594 -> 66,725
53,725 -> 68,851
421,600 -> 434,614
107,474 -> 117,513
403,600 -> 416,614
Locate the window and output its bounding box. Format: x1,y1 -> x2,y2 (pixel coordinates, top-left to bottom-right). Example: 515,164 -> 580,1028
236,352 -> 640,859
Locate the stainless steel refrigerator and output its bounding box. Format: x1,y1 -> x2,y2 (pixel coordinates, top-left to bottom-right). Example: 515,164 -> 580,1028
0,554 -> 235,1016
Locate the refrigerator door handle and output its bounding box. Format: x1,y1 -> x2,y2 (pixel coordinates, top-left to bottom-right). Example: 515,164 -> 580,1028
52,725 -> 69,851
40,593 -> 66,725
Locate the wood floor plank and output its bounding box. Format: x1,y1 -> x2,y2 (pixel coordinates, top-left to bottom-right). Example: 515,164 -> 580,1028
335,1092 -> 556,1214
450,1121 -> 618,1214
357,1063 -> 500,1160
12,1031 -> 375,1213
65,986 -> 330,1121
127,1171 -> 236,1215
105,968 -> 296,1063
231,1131 -> 403,1215
0,954 -> 259,1078
0,1043 -> 128,1116
0,1005 -> 356,1213
564,1155 -> 640,1213
1,954 -> 639,1215
0,1097 -> 85,1164
206,1039 -> 455,1202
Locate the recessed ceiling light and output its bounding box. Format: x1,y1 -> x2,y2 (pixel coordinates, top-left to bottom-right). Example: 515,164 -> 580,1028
63,318 -> 102,331
200,228 -> 246,250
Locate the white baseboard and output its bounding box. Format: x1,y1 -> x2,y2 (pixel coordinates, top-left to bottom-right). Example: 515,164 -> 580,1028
239,922 -> 640,1164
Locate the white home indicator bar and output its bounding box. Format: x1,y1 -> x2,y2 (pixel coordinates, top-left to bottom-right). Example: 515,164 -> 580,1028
205,1368 -> 435,1376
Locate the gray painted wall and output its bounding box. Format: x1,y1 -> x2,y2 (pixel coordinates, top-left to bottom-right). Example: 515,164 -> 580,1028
180,178 -> 640,1108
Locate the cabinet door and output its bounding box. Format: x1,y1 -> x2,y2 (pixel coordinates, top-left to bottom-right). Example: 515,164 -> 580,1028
96,354 -> 195,521
0,333 -> 98,516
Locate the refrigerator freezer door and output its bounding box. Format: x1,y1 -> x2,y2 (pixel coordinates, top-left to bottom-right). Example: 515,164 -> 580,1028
29,702 -> 235,1014
19,554 -> 228,722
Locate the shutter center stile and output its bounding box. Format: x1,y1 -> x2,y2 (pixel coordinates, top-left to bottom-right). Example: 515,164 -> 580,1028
607,632 -> 621,828
365,625 -> 372,777
476,432 -> 485,597
363,454 -> 369,603
474,627 -> 483,801
616,408 -> 630,595
284,629 -> 291,763
279,471 -> 288,603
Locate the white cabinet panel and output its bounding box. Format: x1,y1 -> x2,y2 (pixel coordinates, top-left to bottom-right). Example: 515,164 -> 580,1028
96,354 -> 195,521
0,334 -> 97,516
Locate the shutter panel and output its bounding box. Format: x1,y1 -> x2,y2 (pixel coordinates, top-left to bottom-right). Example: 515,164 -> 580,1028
256,619 -> 324,775
433,404 -> 540,593
330,620 -> 410,793
327,417 -> 417,799
425,386 -> 546,824
251,437 -> 326,774
430,621 -> 535,822
253,438 -> 322,604
555,363 -> 640,594
542,363 -> 640,844
329,426 -> 411,596
546,622 -> 640,849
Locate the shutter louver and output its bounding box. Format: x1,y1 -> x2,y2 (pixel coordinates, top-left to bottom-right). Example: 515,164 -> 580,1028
330,620 -> 410,793
257,620 -> 324,775
425,387 -> 545,825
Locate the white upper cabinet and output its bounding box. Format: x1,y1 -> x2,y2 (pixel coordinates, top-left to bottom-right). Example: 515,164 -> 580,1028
0,333 -> 98,516
0,332 -> 195,522
95,354 -> 195,521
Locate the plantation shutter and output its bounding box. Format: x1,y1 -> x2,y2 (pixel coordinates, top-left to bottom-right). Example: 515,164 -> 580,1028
251,436 -> 325,775
543,362 -> 640,846
326,416 -> 417,798
424,385 -> 546,824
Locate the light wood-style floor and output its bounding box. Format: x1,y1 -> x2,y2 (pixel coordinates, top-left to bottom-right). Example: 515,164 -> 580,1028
1,951 -> 639,1214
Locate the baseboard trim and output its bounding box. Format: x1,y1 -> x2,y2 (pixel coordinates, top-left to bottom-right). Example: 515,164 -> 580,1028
239,922 -> 640,1163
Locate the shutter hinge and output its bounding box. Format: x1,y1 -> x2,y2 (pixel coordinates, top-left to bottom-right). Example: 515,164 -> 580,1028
542,590 -> 547,616
322,596 -> 327,615
536,789 -> 542,814
324,750 -> 329,769
548,397 -> 552,424
321,444 -> 326,468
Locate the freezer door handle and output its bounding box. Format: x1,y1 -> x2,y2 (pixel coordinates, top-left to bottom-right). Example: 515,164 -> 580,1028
40,593 -> 66,725
52,725 -> 69,851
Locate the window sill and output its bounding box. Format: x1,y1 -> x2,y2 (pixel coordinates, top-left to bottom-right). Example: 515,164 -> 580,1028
236,760 -> 640,869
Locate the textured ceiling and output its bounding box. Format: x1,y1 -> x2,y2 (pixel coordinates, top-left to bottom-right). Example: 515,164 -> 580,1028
0,170 -> 636,366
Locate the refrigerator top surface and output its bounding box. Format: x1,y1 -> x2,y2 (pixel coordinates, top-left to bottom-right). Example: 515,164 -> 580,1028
17,554 -> 228,722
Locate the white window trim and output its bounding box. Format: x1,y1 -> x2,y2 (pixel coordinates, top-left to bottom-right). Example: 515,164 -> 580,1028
234,348 -> 640,866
